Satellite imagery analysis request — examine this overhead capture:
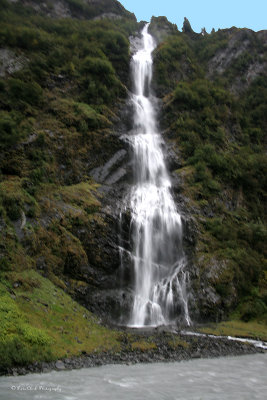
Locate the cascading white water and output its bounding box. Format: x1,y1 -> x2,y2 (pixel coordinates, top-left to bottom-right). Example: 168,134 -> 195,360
121,24 -> 190,327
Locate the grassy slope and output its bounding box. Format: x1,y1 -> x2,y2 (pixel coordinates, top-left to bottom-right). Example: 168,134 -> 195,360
0,269 -> 121,372
198,320 -> 267,341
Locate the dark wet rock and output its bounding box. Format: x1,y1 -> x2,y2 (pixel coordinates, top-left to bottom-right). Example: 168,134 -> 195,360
163,141 -> 183,172
55,360 -> 65,370
85,288 -> 134,323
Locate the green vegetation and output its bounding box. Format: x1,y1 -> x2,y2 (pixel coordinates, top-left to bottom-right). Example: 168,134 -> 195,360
131,340 -> 157,351
153,21 -> 267,325
198,320 -> 267,341
0,177 -> 38,220
0,270 -> 120,372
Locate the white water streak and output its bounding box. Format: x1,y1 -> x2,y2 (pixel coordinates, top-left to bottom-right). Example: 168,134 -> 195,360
122,24 -> 190,327
182,331 -> 267,350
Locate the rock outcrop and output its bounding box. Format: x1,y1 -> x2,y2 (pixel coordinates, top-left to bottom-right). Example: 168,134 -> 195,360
207,28 -> 267,92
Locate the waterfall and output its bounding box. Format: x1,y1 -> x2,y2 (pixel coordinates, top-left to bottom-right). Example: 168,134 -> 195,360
120,24 -> 191,327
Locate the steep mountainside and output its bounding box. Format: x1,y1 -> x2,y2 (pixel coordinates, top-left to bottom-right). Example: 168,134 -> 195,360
0,1 -> 266,372
150,17 -> 267,321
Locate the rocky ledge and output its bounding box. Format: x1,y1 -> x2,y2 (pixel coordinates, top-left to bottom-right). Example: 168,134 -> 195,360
4,329 -> 264,376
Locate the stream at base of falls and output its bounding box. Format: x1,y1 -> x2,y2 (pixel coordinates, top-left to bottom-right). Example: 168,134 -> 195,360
1,353 -> 266,400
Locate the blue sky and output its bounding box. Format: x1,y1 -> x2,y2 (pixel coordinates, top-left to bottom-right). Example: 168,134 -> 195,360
120,0 -> 267,33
